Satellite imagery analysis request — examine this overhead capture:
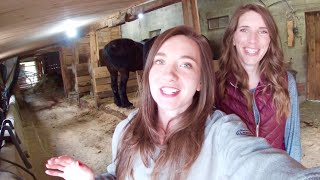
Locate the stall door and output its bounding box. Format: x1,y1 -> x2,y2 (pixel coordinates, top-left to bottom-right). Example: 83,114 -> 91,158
306,12 -> 320,100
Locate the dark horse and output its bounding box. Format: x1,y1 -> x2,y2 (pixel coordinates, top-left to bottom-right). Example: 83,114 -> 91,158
100,38 -> 144,108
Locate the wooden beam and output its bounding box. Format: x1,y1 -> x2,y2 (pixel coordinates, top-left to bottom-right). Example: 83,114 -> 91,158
4,43 -> 59,61
287,20 -> 294,47
125,0 -> 181,21
34,45 -> 61,56
92,0 -> 181,30
74,43 -> 80,64
59,49 -> 69,96
181,0 -> 200,33
89,31 -> 99,68
35,56 -> 44,79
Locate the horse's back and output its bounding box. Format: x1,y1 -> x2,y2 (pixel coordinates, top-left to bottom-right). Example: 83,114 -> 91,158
103,38 -> 143,71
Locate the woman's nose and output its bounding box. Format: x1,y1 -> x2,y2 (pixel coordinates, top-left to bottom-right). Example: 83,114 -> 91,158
163,64 -> 178,81
248,32 -> 258,43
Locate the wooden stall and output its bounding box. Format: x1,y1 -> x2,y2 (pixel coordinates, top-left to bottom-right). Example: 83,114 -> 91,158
91,66 -> 138,107
89,26 -> 139,107
71,63 -> 91,104
76,34 -> 91,64
91,66 -> 109,107
59,46 -> 76,97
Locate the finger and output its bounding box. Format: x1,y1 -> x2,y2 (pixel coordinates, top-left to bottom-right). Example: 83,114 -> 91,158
45,169 -> 65,178
47,157 -> 59,164
56,155 -> 76,166
46,163 -> 66,172
46,158 -> 69,171
58,155 -> 75,162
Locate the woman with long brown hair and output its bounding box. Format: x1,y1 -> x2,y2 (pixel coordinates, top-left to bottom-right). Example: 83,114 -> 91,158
45,26 -> 317,180
215,3 -> 301,161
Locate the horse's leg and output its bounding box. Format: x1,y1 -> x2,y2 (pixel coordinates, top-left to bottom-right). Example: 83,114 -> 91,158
108,67 -> 121,107
119,69 -> 133,108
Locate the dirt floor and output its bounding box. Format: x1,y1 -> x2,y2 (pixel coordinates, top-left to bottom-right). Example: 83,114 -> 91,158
17,87 -> 139,180
11,84 -> 320,179
300,100 -> 320,168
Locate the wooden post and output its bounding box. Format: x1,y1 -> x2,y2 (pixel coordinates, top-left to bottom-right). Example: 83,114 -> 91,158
35,56 -> 43,79
74,43 -> 80,65
89,31 -> 99,68
59,49 -> 69,96
287,20 -> 294,47
181,0 -> 200,34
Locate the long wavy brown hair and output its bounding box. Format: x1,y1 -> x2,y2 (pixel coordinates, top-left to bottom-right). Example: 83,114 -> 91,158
217,3 -> 290,121
115,26 -> 215,180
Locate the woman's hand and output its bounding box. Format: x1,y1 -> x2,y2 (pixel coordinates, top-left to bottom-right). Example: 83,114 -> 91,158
45,155 -> 95,180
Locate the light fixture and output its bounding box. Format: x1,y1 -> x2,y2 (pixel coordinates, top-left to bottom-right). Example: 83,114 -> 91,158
64,20 -> 78,38
66,28 -> 77,38
49,19 -> 88,38
138,13 -> 144,19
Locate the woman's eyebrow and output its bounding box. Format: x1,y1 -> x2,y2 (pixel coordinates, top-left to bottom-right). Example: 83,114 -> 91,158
238,25 -> 268,29
259,27 -> 268,30
155,52 -> 166,57
237,25 -> 249,28
180,55 -> 196,62
155,52 -> 196,62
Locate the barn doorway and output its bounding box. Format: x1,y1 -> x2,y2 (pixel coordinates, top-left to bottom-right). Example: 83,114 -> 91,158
18,58 -> 40,90
305,11 -> 320,101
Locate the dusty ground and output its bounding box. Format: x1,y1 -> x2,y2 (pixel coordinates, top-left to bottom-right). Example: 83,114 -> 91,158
300,101 -> 320,168
17,86 -> 139,179
13,84 -> 320,179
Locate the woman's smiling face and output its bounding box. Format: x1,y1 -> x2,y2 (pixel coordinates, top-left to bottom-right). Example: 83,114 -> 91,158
233,10 -> 271,69
149,35 -> 202,114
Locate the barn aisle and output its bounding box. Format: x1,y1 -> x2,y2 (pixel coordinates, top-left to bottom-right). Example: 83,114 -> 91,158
17,88 -> 138,179
18,92 -> 60,180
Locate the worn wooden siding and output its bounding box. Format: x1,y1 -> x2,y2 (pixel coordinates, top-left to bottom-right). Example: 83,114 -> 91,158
306,12 -> 320,100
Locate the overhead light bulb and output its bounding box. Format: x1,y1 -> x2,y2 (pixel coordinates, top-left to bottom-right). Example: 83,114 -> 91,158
66,28 -> 77,38
138,13 -> 144,19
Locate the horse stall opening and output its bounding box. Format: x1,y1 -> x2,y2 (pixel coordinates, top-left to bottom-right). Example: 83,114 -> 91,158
94,26 -> 140,107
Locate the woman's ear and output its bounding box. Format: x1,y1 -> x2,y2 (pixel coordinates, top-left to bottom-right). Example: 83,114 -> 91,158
197,82 -> 202,91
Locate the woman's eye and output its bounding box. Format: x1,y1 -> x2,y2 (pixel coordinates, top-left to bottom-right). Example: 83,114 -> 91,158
259,30 -> 269,34
239,28 -> 248,32
154,59 -> 165,65
180,63 -> 192,69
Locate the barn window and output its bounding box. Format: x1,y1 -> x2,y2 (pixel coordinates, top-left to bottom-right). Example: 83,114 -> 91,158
207,16 -> 229,30
149,29 -> 161,38
19,59 -> 40,89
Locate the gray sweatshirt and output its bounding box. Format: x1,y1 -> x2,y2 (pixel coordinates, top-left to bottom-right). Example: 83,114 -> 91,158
97,110 -> 320,180
284,72 -> 301,161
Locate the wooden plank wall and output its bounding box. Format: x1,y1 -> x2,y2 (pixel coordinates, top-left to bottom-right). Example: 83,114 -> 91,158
305,12 -> 320,100
72,63 -> 91,95
97,26 -> 121,50
92,66 -> 138,107
77,34 -> 91,64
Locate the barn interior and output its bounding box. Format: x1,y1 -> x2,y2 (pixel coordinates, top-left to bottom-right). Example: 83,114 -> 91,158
0,0 -> 320,179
